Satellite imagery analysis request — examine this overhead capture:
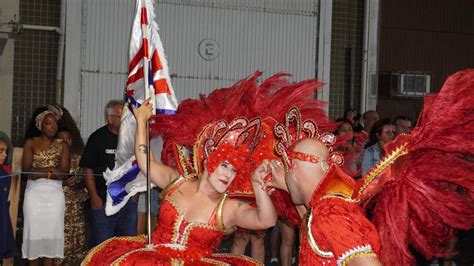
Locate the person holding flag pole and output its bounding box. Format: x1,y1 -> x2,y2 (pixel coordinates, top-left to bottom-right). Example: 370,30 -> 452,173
102,0 -> 178,246
85,1 -> 277,265
139,0 -> 158,247
84,0 -> 334,265
82,65 -> 337,265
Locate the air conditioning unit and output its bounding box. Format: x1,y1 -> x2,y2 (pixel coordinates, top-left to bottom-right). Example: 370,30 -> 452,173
391,73 -> 431,97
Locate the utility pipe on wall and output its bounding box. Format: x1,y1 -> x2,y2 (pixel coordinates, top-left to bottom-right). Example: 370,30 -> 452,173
360,0 -> 370,113
56,0 -> 66,104
21,24 -> 60,32
360,0 -> 380,113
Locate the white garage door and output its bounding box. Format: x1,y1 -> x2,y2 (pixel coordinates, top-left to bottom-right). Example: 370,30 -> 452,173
68,0 -> 320,139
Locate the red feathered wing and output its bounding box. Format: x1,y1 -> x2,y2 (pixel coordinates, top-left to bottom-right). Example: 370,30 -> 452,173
356,69 -> 474,265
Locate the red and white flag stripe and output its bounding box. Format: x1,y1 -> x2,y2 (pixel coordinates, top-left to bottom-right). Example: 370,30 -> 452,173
126,0 -> 177,113
105,0 -> 177,216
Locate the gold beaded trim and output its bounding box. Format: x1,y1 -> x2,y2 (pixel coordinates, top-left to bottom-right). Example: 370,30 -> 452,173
111,246 -> 156,266
338,250 -> 377,266
165,195 -> 222,246
81,235 -> 147,266
193,142 -> 201,175
199,257 -> 230,265
216,193 -> 228,232
176,144 -> 192,176
320,193 -> 357,203
171,258 -> 184,266
160,176 -> 185,199
160,174 -> 197,199
305,208 -> 334,258
357,142 -> 409,197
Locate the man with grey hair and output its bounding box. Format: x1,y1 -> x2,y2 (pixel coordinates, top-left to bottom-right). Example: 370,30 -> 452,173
80,99 -> 137,248
104,100 -> 124,133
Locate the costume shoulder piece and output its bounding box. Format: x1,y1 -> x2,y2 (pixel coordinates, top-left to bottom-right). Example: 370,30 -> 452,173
159,174 -> 196,199
311,164 -> 356,204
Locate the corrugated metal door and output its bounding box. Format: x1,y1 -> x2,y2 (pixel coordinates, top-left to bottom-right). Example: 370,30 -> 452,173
79,0 -> 319,138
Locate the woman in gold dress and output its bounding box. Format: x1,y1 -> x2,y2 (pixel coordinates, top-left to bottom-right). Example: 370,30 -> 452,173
22,107 -> 70,266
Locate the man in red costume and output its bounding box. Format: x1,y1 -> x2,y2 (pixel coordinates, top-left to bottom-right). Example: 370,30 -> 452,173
271,137 -> 382,266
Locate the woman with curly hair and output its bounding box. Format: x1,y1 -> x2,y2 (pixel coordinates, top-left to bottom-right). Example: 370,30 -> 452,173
22,106 -> 70,266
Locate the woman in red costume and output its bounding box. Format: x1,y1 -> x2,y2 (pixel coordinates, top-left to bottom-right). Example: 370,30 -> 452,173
83,72 -> 336,266
83,99 -> 276,265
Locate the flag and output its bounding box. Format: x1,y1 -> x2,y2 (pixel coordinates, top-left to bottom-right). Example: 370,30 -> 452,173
104,0 -> 177,215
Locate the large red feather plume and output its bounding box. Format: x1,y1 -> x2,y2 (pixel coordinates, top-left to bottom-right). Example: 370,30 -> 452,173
150,71 -> 333,169
359,69 -> 474,265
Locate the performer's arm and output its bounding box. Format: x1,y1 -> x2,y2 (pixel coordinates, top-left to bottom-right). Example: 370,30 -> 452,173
81,132 -> 103,209
230,160 -> 277,230
84,167 -> 103,209
133,99 -> 178,189
56,142 -> 71,180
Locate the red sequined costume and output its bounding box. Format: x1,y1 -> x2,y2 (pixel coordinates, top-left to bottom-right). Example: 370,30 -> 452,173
152,72 -> 334,226
83,114 -> 267,265
82,176 -> 260,266
83,73 -> 332,265
299,165 -> 380,265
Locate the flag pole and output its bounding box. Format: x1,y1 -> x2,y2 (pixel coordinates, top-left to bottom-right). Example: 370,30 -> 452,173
145,120 -> 152,248
140,0 -> 154,248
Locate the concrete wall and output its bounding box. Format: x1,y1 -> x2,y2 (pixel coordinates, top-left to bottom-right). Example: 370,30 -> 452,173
0,0 -> 19,137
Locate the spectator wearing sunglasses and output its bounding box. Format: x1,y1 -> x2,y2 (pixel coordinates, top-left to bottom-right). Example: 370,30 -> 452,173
361,118 -> 396,176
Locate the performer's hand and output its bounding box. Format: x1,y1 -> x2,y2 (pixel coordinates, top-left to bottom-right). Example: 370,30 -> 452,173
251,160 -> 270,190
131,98 -> 153,123
48,167 -> 61,180
63,176 -> 76,186
268,159 -> 289,192
90,195 -> 103,209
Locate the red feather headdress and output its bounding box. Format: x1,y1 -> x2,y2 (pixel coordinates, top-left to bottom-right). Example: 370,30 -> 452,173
150,72 -> 334,186
149,72 -> 334,224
